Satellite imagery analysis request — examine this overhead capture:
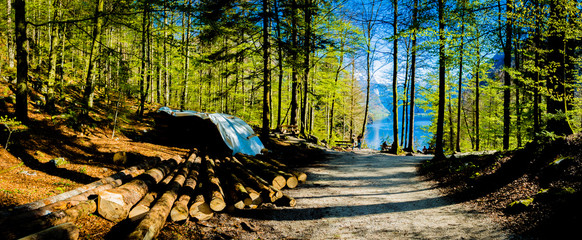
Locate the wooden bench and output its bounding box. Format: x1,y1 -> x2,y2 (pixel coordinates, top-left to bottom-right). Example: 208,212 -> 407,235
335,140 -> 353,148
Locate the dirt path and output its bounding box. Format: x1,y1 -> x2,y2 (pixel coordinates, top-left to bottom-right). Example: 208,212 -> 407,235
237,149 -> 513,239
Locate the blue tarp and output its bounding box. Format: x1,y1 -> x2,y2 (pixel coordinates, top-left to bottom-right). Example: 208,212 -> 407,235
156,107 -> 264,156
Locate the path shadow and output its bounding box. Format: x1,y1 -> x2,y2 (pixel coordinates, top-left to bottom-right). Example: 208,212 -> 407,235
233,151 -> 450,221
234,195 -> 453,220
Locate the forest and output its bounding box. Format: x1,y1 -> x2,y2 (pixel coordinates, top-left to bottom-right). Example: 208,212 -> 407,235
1,0 -> 581,155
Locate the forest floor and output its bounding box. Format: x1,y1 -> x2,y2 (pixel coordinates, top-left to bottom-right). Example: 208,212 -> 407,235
0,85 -> 580,239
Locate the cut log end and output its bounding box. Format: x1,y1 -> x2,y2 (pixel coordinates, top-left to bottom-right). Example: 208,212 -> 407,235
272,176 -> 286,190
209,198 -> 226,212
169,198 -> 190,222
97,190 -> 127,222
296,173 -> 307,183
286,176 -> 298,189
189,202 -> 213,221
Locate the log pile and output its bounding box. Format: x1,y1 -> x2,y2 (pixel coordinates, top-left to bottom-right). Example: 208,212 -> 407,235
0,149 -> 306,240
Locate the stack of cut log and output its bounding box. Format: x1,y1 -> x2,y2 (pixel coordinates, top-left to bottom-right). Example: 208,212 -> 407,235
0,149 -> 306,240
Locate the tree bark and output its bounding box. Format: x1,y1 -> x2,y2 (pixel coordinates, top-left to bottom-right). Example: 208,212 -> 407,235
227,157 -> 282,202
391,0 -> 400,153
82,0 -> 104,112
262,0 -> 271,138
502,0 -> 512,150
456,0 -> 465,152
6,0 -> 14,69
127,168 -> 177,221
274,0 -> 283,128
127,153 -> 195,240
19,222 -> 79,240
239,154 -> 298,189
14,0 -> 28,122
45,0 -> 61,113
170,155 -> 201,222
203,156 -> 226,212
301,0 -> 312,136
257,155 -> 307,183
289,0 -> 299,126
180,0 -> 191,111
545,0 -> 573,136
3,200 -> 93,239
98,156 -> 184,222
407,0 -> 418,152
329,30 -> 346,142
235,154 -> 287,190
435,0 -> 446,158
274,194 -> 296,207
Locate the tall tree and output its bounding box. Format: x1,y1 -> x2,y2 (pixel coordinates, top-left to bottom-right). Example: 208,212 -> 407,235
14,0 -> 28,122
502,0 -> 512,150
290,0 -> 299,127
6,0 -> 14,69
82,0 -> 104,113
545,0 -> 574,136
391,0 -> 400,153
262,0 -> 271,138
46,0 -> 61,113
455,0 -> 466,152
407,0 -> 418,152
435,0 -> 446,158
300,0 -> 312,136
359,0 -> 382,138
180,0 -> 191,111
274,0 -> 283,128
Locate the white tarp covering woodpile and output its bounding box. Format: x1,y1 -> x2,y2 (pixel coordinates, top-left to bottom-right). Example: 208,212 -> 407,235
156,107 -> 265,156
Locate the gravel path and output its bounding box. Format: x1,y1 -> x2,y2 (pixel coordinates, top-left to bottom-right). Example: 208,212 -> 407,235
238,149 -> 512,239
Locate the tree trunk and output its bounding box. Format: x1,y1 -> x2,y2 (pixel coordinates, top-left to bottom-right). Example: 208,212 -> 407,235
289,0 -> 299,126
407,0 -> 418,152
203,156 -> 226,212
180,0 -> 191,111
189,192 -> 213,221
227,157 -> 282,202
97,157 -> 184,222
545,0 -> 573,136
127,154 -> 195,240
329,31 -> 345,142
163,2 -> 169,106
19,222 -> 79,240
456,0 -> 465,152
235,154 -> 287,190
300,0 -> 312,136
170,155 -> 201,222
274,0 -> 283,128
274,194 -> 296,207
3,198 -> 93,239
6,0 -> 14,69
83,0 -> 104,113
475,48 -> 481,151
502,0 -> 512,150
257,155 -> 307,183
391,0 -> 400,153
262,0 -> 271,139
127,169 -> 176,221
240,154 -> 298,189
14,0 -> 28,122
45,0 -> 61,113
435,0 -> 446,158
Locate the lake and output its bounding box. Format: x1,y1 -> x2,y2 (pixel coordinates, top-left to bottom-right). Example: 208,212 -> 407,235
364,117 -> 433,151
